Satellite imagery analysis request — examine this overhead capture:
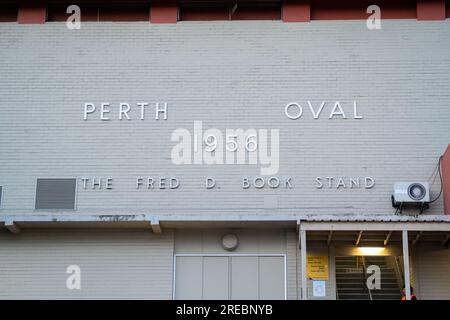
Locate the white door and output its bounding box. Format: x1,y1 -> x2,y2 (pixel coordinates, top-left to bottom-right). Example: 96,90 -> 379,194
174,255 -> 286,300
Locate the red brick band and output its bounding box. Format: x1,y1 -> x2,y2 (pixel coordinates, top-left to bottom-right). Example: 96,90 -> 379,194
282,0 -> 311,22
150,0 -> 178,24
18,5 -> 46,24
418,0 -> 446,20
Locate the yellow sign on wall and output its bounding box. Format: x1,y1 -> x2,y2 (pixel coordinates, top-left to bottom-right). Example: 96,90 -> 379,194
307,255 -> 329,280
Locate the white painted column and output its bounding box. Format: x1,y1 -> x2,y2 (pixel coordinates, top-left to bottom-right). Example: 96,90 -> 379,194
329,245 -> 337,300
300,230 -> 307,300
402,230 -> 411,300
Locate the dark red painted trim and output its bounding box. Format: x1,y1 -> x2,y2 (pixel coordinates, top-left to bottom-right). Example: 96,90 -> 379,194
47,6 -> 98,22
77,8 -> 99,22
443,144 -> 450,215
47,6 -> 70,21
282,0 -> 311,22
181,7 -> 229,21
18,5 -> 46,24
4,1 -> 450,23
180,5 -> 281,21
150,0 -> 178,23
311,0 -> 417,20
417,0 -> 446,20
232,7 -> 281,20
100,6 -> 149,21
0,5 -> 17,22
311,2 -> 367,20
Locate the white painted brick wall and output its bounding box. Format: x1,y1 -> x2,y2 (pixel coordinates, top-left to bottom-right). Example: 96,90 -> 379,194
0,229 -> 174,299
0,20 -> 449,217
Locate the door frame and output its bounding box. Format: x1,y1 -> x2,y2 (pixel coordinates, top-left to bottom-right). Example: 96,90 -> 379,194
172,253 -> 287,300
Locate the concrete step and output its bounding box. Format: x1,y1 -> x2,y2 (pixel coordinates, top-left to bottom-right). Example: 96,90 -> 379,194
338,283 -> 399,289
335,258 -> 357,261
365,263 -> 388,267
372,289 -> 402,293
336,273 -> 398,280
372,296 -> 402,300
371,284 -> 400,289
338,289 -> 368,293
364,257 -> 387,263
336,272 -> 364,276
338,294 -> 370,300
336,274 -> 365,277
338,292 -> 402,300
335,264 -> 359,268
336,267 -> 395,272
336,279 -> 366,283
336,278 -> 397,283
336,280 -> 399,286
365,258 -> 389,262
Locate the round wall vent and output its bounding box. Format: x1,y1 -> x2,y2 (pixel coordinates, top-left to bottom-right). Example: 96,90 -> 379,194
222,233 -> 239,251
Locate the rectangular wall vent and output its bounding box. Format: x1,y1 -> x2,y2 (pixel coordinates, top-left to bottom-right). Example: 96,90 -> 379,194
35,178 -> 77,210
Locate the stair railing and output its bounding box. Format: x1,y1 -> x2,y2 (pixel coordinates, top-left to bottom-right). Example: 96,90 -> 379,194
361,256 -> 373,300
393,256 -> 405,295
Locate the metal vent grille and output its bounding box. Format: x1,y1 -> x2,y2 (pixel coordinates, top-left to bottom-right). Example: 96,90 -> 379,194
35,178 -> 76,210
0,186 -> 2,207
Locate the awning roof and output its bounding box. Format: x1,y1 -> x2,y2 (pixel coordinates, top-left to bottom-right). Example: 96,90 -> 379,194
298,214 -> 450,223
1,213 -> 449,233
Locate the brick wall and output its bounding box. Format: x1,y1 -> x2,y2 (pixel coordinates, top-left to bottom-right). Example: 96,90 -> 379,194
0,20 -> 449,217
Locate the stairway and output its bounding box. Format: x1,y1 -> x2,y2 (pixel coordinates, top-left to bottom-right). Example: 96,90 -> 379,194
335,256 -> 402,300
364,256 -> 402,300
335,256 -> 370,300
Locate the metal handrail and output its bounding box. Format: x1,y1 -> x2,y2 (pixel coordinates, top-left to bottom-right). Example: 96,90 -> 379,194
361,256 -> 373,300
393,256 -> 405,294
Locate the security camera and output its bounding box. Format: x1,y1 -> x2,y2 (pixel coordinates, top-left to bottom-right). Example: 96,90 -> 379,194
392,182 -> 430,210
